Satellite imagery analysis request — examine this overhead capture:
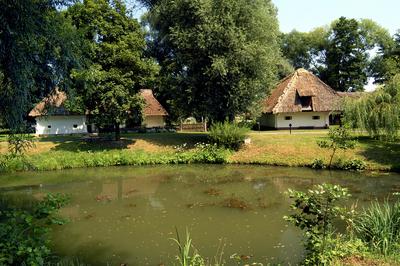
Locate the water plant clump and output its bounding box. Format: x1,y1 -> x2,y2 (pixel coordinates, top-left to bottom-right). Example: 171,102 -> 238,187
186,202 -> 216,209
353,197 -> 400,255
204,188 -> 223,196
221,195 -> 252,210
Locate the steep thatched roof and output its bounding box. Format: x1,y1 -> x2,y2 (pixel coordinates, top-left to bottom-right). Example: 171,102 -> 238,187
262,68 -> 342,114
29,88 -> 168,117
28,88 -> 70,117
140,89 -> 168,116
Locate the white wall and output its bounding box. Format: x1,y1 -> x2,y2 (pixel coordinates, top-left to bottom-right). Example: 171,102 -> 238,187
35,115 -> 88,135
275,112 -> 330,128
143,116 -> 166,128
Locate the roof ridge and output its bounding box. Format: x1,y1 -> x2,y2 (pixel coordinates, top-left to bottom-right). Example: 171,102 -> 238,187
272,71 -> 298,114
307,70 -> 339,96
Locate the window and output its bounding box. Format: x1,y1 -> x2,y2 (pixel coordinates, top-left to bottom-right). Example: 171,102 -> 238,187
73,124 -> 78,129
300,96 -> 312,111
284,116 -> 292,120
312,116 -> 320,120
47,125 -> 51,128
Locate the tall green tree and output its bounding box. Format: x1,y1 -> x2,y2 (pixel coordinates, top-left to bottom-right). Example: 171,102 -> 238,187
281,17 -> 392,92
0,0 -> 82,129
280,27 -> 328,72
67,0 -> 158,140
143,0 -> 282,122
322,17 -> 369,92
370,31 -> 400,83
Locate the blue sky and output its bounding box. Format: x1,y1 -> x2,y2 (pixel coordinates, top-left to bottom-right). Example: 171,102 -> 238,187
133,1 -> 399,35
273,0 -> 399,35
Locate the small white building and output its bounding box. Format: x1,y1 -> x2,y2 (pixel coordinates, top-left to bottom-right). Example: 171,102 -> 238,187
29,89 -> 88,135
259,68 -> 342,129
29,88 -> 168,135
139,89 -> 168,128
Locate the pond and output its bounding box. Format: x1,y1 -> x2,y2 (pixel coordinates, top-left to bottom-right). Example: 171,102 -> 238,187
1,165 -> 400,265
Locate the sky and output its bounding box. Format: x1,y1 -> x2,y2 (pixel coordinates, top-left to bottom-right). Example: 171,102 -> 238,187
133,1 -> 399,35
272,0 -> 399,35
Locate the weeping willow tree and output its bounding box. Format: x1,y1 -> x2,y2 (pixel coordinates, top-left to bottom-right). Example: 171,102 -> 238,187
343,74 -> 400,140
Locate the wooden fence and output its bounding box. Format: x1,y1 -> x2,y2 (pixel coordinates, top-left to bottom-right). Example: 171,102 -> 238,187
178,122 -> 207,132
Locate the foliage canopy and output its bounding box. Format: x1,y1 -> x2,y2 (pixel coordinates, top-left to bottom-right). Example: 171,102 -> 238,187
143,0 -> 283,121
0,0 -> 82,128
281,17 -> 395,92
67,0 -> 158,139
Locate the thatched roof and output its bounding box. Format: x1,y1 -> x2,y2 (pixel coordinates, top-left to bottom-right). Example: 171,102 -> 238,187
28,88 -> 71,117
29,88 -> 168,117
140,89 -> 168,116
262,68 -> 342,114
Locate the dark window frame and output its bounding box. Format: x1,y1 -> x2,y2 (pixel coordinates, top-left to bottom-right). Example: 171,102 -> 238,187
312,116 -> 320,120
284,116 -> 292,121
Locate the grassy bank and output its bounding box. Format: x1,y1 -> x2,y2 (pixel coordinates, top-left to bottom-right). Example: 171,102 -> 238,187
1,130 -> 400,172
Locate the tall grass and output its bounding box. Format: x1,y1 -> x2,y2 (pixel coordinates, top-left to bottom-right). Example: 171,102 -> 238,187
171,228 -> 205,266
171,228 -> 231,266
354,199 -> 400,255
0,145 -> 229,173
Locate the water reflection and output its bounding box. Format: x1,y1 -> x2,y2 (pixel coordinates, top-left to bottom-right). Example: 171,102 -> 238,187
1,165 -> 399,265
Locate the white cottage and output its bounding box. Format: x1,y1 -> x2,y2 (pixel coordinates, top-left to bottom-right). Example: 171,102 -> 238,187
139,89 -> 168,128
29,88 -> 88,135
29,88 -> 168,135
259,68 -> 342,129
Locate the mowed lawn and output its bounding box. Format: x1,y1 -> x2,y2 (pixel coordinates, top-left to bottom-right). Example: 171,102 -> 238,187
232,131 -> 400,171
1,130 -> 400,171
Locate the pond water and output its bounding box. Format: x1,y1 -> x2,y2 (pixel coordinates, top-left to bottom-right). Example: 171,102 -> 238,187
1,165 -> 400,265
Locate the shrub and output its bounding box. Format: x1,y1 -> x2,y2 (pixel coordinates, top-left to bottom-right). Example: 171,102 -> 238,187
0,193 -> 69,265
237,119 -> 256,129
284,183 -> 351,265
0,154 -> 35,172
193,143 -> 229,164
311,158 -> 325,169
7,132 -> 35,156
354,198 -> 400,255
208,122 -> 249,151
335,158 -> 366,171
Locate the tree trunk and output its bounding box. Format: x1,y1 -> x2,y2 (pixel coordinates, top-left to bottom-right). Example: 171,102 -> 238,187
228,113 -> 235,122
328,148 -> 336,169
115,123 -> 120,141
